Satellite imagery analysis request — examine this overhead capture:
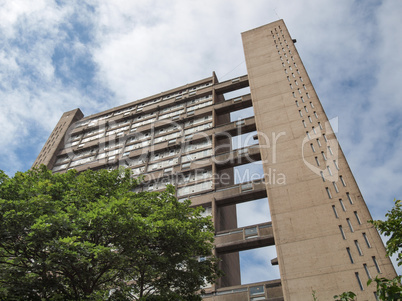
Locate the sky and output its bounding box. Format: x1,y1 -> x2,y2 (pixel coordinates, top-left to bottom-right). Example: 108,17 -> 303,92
0,0 -> 401,282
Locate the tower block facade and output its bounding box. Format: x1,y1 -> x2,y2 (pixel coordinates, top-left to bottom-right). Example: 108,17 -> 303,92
34,20 -> 396,300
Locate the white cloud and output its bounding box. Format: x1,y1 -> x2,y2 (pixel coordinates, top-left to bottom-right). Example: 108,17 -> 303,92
0,0 -> 401,279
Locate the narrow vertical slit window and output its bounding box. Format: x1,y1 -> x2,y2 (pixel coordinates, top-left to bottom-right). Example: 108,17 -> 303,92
332,205 -> 339,218
346,192 -> 353,204
295,80 -> 298,86
339,225 -> 346,239
306,92 -> 310,98
292,92 -> 296,98
354,211 -> 362,225
347,218 -> 354,232
306,131 -> 311,139
304,106 -> 308,112
292,73 -> 295,78
328,146 -> 333,155
308,116 -> 312,123
312,126 -> 316,134
339,199 -> 346,211
322,151 -> 327,161
327,166 -> 332,176
314,111 -> 318,118
303,84 -> 307,90
300,76 -> 303,82
311,143 -> 316,152
334,159 -> 339,170
315,156 -> 320,166
326,187 -> 332,199
298,88 -> 302,94
287,76 -> 290,81
372,256 -> 381,273
297,69 -> 300,75
302,120 -> 307,128
295,100 -> 299,107
320,171 -> 325,182
355,240 -> 363,256
310,101 -> 314,108
299,110 -> 303,117
363,264 -> 372,279
301,96 -> 305,102
363,233 -> 371,248
333,181 -> 339,193
340,175 -> 346,186
323,134 -> 327,142
355,272 -> 364,291
316,138 -> 321,147
290,84 -> 293,89
347,247 -> 354,264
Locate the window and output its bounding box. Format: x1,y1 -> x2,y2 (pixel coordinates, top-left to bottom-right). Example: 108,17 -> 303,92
364,263 -> 372,279
334,159 -> 339,170
289,84 -> 293,89
312,126 -> 316,134
347,248 -> 354,264
295,100 -> 299,107
287,76 -> 290,82
332,205 -> 339,218
340,176 -> 346,186
339,199 -> 346,211
303,84 -> 307,90
302,120 -> 307,128
304,106 -> 308,113
307,131 -> 311,139
314,111 -> 318,119
333,181 -> 339,193
318,122 -> 323,130
311,143 -> 315,152
347,218 -> 354,232
301,96 -> 305,102
346,192 -> 353,204
355,240 -> 363,256
322,151 -> 327,161
327,166 -> 332,176
339,225 -> 346,239
310,101 -> 314,108
323,134 -> 327,142
316,138 -> 321,147
363,233 -> 371,248
182,162 -> 191,170
328,146 -> 333,155
354,211 -> 362,225
320,171 -> 325,181
355,272 -> 364,291
315,156 -> 320,166
373,256 -> 381,273
326,187 -> 332,199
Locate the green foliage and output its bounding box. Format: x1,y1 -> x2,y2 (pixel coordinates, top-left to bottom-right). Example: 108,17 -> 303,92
367,276 -> 402,300
0,165 -> 220,300
370,199 -> 402,267
333,291 -> 356,301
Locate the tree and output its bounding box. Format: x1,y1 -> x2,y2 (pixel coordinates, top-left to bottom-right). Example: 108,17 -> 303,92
0,166 -> 220,300
371,199 -> 402,268
368,199 -> 402,300
331,200 -> 401,301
